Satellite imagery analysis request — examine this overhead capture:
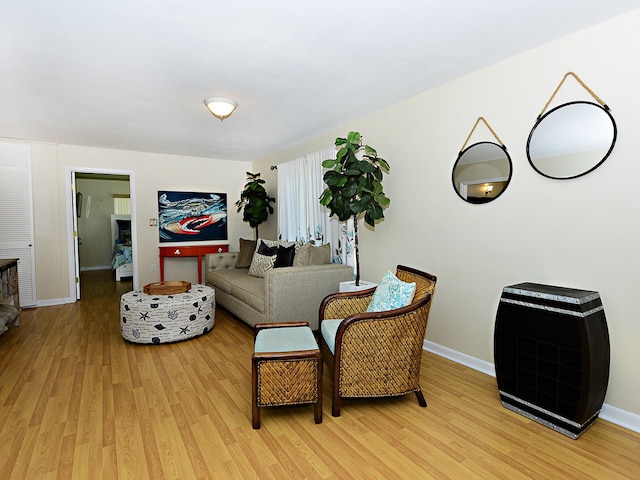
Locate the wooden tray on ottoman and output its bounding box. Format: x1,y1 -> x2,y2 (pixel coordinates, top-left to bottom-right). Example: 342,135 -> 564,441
143,280 -> 191,295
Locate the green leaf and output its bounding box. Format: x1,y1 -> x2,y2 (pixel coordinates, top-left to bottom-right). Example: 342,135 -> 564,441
336,147 -> 348,162
323,170 -> 344,187
322,159 -> 337,168
375,193 -> 390,206
346,131 -> 361,144
358,160 -> 376,173
342,182 -> 358,198
364,145 -> 377,157
319,189 -> 332,205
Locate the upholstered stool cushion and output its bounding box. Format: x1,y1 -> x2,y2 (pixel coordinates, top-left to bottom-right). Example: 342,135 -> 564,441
255,325 -> 319,353
120,284 -> 215,344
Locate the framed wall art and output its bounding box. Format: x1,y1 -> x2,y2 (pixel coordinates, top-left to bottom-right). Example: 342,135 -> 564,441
158,191 -> 228,243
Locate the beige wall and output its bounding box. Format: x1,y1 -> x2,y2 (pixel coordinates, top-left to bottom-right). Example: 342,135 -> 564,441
19,143 -> 253,302
254,10 -> 640,416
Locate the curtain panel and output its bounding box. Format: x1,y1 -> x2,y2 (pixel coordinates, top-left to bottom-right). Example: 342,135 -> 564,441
277,148 -> 355,276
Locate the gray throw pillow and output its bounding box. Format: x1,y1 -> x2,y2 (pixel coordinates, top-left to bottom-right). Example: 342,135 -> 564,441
308,243 -> 331,265
293,242 -> 311,266
293,242 -> 331,266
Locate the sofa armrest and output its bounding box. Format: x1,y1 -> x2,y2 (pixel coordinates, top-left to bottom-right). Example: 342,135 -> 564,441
206,252 -> 238,271
264,264 -> 353,330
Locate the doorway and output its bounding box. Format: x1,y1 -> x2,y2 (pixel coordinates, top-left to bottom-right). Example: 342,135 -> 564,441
66,167 -> 138,301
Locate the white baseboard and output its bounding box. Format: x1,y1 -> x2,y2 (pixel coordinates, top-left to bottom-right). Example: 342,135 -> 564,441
36,297 -> 75,307
423,340 -> 640,434
599,404 -> 640,433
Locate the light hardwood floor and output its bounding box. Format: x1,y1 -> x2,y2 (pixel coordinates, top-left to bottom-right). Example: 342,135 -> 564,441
0,270 -> 638,479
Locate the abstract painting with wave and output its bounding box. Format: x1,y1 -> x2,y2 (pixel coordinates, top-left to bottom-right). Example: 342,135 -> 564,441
158,191 -> 228,242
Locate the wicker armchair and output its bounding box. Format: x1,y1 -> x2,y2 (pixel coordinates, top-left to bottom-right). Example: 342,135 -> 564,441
319,265 -> 437,416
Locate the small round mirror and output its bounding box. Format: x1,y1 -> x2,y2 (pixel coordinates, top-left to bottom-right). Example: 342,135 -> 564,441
452,141 -> 512,204
526,101 -> 616,179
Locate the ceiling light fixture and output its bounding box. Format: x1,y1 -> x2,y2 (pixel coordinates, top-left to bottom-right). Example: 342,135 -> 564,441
204,96 -> 238,121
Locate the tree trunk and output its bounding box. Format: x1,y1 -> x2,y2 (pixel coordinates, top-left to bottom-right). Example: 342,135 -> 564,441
353,216 -> 360,286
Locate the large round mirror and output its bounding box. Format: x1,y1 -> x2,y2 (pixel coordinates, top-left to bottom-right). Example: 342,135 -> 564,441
526,101 -> 616,179
452,141 -> 512,204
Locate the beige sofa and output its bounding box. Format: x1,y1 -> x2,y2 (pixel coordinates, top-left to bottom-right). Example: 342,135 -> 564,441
205,250 -> 352,330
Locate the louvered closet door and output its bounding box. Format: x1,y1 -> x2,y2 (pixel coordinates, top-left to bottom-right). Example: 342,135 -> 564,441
0,143 -> 37,307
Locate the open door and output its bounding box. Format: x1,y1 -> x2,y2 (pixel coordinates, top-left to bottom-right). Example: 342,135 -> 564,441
70,173 -> 81,300
66,167 -> 137,301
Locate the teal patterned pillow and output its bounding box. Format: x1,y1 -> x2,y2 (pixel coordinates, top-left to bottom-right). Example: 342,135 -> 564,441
367,271 -> 416,312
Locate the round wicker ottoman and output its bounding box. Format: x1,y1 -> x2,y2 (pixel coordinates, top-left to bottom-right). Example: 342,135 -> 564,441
120,284 -> 215,344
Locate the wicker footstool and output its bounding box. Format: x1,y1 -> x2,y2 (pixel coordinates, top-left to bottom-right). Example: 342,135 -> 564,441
252,322 -> 322,429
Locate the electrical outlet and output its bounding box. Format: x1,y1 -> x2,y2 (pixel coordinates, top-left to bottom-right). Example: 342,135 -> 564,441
151,264 -> 157,272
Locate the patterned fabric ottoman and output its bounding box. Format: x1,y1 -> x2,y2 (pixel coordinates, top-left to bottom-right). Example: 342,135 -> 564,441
120,284 -> 215,344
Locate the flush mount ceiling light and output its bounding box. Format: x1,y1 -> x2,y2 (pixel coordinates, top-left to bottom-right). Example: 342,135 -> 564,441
204,96 -> 238,121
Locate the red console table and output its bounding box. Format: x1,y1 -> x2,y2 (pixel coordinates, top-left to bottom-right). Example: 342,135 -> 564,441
159,244 -> 229,284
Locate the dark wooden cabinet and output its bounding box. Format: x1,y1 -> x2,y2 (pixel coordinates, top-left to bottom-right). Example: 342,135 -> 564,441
494,282 -> 609,439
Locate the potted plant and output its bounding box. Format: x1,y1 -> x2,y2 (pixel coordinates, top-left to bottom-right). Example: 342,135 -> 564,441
319,131 -> 390,286
235,172 -> 275,239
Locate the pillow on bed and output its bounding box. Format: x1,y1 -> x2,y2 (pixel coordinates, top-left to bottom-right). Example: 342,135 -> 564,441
116,219 -> 132,244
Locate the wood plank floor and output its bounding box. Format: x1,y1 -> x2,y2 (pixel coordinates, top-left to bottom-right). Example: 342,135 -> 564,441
0,270 -> 638,479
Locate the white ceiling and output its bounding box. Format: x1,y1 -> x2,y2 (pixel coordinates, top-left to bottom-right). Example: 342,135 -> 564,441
1,1 -> 638,162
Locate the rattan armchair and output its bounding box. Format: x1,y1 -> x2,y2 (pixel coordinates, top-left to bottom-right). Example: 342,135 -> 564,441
319,265 -> 437,416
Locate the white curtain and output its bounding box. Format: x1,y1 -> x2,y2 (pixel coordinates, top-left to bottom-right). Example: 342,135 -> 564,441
277,147 -> 355,275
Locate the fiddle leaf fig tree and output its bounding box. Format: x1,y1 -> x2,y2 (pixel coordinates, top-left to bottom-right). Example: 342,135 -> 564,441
235,172 -> 275,239
319,131 -> 390,285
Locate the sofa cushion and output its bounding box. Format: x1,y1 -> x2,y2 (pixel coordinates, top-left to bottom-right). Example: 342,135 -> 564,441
206,267 -> 249,294
367,271 -> 416,312
228,273 -> 266,313
235,238 -> 257,268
